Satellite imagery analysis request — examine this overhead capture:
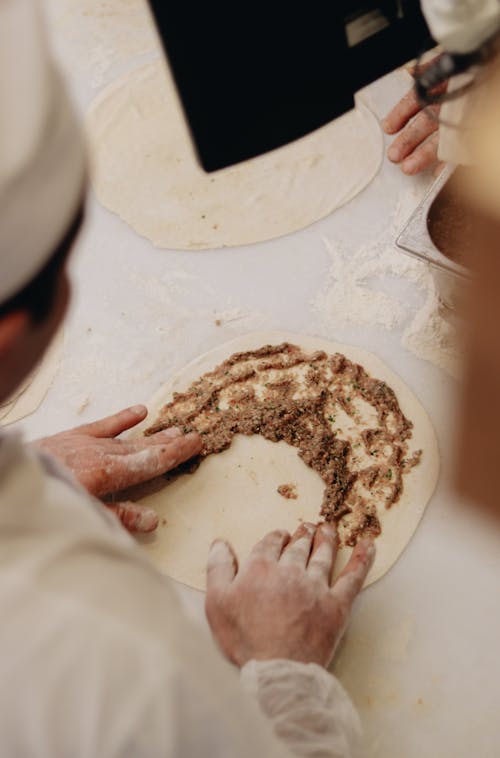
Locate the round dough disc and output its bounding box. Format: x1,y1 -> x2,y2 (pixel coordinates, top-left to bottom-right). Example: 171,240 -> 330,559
86,60 -> 383,250
133,332 -> 439,591
0,329 -> 64,426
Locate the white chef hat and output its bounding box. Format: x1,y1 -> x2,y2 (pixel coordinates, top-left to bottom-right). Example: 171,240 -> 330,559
0,0 -> 85,305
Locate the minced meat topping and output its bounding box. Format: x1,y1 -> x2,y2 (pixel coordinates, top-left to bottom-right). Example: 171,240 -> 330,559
278,483 -> 298,500
145,343 -> 422,546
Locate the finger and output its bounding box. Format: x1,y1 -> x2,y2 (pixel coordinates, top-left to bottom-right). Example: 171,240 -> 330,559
96,432 -> 202,495
279,522 -> 316,568
407,52 -> 443,79
77,405 -> 149,439
382,58 -> 446,136
123,428 -> 184,452
206,539 -> 238,592
307,522 -> 338,584
331,538 -> 376,608
147,427 -> 183,441
105,500 -> 158,532
401,132 -> 440,175
248,529 -> 290,562
123,431 -> 202,483
387,107 -> 439,163
382,86 -> 421,135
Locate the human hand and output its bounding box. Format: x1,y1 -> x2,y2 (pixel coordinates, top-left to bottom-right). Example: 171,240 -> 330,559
205,522 -> 374,668
382,57 -> 447,176
34,405 -> 202,531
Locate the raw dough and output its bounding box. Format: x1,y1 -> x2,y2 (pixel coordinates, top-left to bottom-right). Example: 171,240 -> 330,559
0,330 -> 64,426
133,333 -> 439,591
86,60 -> 383,250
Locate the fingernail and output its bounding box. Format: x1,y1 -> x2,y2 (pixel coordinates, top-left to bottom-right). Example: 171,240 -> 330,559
137,508 -> 159,532
272,528 -> 289,537
359,535 -> 374,545
208,538 -> 229,555
359,537 -> 376,557
402,157 -> 416,174
302,522 -> 317,535
381,118 -> 391,133
320,522 -> 337,537
387,145 -> 399,162
130,404 -> 147,416
292,523 -> 309,539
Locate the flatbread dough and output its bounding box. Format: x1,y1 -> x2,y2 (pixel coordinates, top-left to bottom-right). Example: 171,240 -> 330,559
0,330 -> 64,426
86,60 -> 383,250
133,333 -> 439,590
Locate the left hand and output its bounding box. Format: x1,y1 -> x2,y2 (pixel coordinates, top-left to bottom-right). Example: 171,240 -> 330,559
206,522 -> 374,668
382,56 -> 447,176
33,405 -> 202,532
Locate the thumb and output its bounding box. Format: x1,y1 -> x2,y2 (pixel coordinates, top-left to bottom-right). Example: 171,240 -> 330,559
206,540 -> 238,594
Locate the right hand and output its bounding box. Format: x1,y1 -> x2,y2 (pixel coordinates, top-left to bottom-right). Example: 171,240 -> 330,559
205,522 -> 375,669
382,56 -> 446,176
34,405 -> 202,499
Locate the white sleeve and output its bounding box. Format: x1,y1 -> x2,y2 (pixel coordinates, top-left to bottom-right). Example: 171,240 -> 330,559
240,659 -> 362,758
0,439 -> 362,758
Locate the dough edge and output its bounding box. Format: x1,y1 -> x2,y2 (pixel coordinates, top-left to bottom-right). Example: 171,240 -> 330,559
86,60 -> 384,250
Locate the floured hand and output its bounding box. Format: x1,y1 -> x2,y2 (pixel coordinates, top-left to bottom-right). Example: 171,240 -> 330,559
205,522 -> 374,668
33,405 -> 202,532
382,56 -> 447,176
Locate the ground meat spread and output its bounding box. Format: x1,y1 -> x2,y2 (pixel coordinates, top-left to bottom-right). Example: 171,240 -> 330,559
145,343 -> 422,546
278,483 -> 298,500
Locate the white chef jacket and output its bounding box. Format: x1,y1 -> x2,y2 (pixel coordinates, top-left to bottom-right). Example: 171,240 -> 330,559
0,431 -> 361,757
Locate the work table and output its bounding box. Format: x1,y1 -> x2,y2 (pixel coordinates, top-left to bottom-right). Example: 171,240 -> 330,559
16,4 -> 500,756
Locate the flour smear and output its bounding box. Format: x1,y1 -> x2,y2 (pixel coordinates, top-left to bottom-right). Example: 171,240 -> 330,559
312,190 -> 463,380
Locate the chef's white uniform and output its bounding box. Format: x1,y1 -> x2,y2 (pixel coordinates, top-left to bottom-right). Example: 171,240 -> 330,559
0,431 -> 361,757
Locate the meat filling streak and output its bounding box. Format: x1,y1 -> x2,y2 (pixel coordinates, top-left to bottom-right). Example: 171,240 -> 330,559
145,344 -> 422,546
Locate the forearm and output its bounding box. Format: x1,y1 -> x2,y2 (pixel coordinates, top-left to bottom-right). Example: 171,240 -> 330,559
240,659 -> 361,758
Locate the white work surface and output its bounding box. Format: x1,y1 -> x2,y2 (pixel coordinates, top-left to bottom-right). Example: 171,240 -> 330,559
16,4 -> 500,756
